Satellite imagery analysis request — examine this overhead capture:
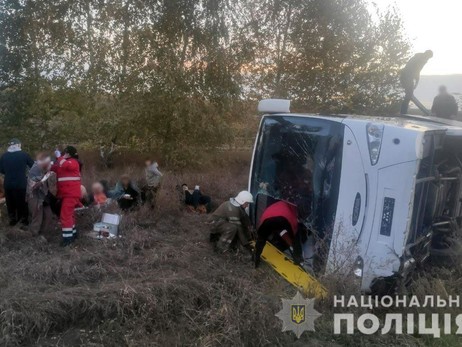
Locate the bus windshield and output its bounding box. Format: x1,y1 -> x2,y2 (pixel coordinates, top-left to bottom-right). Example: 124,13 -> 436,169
250,115 -> 344,236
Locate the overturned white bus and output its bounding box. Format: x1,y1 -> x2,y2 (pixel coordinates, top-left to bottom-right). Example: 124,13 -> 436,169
249,99 -> 462,293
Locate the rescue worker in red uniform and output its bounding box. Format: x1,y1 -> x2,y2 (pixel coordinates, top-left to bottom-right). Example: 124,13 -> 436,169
52,146 -> 82,246
254,200 -> 305,268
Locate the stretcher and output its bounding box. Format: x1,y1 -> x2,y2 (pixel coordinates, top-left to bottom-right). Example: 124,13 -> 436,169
253,241 -> 327,299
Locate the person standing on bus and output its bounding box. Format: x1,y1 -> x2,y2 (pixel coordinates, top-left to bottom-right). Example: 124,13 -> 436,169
431,85 -> 459,119
400,50 -> 433,115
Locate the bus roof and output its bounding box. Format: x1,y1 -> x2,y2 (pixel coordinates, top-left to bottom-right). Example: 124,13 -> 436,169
263,113 -> 462,135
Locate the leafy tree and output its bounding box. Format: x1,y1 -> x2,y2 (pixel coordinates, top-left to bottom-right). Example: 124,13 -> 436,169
246,0 -> 410,114
0,0 -> 410,164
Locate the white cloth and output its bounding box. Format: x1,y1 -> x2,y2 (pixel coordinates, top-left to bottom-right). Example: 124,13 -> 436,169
7,144 -> 21,152
230,198 -> 240,207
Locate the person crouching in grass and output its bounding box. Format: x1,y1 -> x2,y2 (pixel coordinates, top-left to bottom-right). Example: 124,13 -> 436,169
112,174 -> 141,211
88,182 -> 108,207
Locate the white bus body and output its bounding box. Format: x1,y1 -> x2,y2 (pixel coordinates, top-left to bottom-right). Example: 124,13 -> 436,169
250,102 -> 462,292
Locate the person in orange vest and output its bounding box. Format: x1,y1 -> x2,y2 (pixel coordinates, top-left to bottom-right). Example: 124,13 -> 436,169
52,146 -> 82,246
254,200 -> 305,269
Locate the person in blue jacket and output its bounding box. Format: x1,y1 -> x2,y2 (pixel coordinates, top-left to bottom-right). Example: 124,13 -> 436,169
0,138 -> 34,225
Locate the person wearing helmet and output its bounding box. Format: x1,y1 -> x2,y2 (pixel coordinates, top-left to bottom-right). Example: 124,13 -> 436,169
208,190 -> 254,252
400,50 -> 433,115
51,146 -> 82,246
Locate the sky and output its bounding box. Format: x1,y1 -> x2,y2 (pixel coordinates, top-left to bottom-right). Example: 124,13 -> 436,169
369,0 -> 461,75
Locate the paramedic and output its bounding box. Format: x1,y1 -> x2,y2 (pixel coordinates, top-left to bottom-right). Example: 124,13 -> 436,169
52,146 -> 82,246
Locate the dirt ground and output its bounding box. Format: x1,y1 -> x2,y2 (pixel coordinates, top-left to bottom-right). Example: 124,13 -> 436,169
0,153 -> 460,346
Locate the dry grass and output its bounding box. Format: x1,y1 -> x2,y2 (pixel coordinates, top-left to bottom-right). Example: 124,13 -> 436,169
0,151 -> 460,346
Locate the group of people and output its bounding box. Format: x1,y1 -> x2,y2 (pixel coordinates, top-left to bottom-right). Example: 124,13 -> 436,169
0,141 -> 82,245
84,159 -> 164,212
0,140 -> 163,246
0,137 -> 307,271
208,191 -> 314,272
3,51 -> 460,259
400,50 -> 459,119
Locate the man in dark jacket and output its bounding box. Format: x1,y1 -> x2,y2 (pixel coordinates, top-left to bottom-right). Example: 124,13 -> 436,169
431,85 -> 459,119
0,138 -> 34,225
400,50 -> 433,115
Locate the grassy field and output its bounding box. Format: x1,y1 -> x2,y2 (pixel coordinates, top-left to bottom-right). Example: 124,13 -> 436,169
0,151 -> 461,346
